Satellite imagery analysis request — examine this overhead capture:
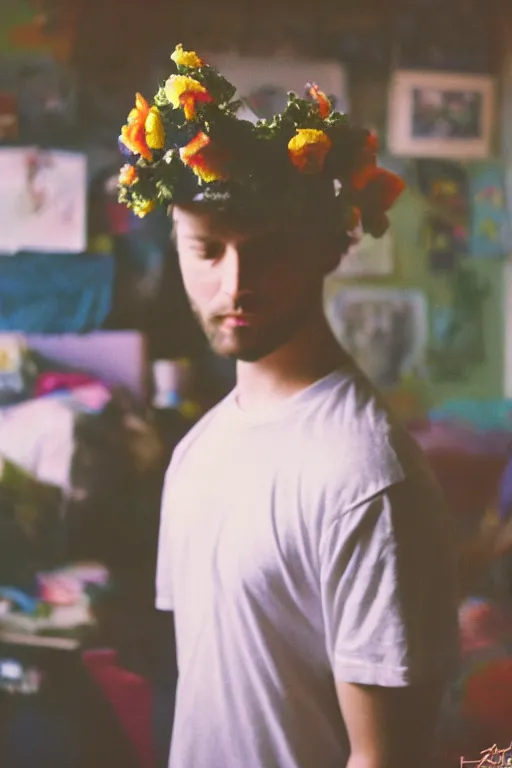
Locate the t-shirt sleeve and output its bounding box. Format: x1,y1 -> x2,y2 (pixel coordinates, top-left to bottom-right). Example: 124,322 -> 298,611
155,468 -> 175,612
319,478 -> 459,687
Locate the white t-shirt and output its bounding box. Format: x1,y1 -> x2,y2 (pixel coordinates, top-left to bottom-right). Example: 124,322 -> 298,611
156,365 -> 458,768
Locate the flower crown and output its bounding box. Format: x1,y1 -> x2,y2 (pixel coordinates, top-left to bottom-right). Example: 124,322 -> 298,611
118,44 -> 405,244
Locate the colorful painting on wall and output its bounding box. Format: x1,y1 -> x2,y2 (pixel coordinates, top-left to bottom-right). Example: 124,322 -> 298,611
425,215 -> 467,273
388,70 -> 494,160
324,286 -> 428,389
416,159 -> 470,219
0,147 -> 86,254
469,161 -> 509,258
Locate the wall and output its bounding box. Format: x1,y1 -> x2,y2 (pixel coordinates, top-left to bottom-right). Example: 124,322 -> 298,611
389,192 -> 504,407
342,74 -> 506,409
8,0 -> 502,406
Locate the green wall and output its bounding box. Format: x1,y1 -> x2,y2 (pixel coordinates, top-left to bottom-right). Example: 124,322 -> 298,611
389,188 -> 504,407
343,77 -> 506,410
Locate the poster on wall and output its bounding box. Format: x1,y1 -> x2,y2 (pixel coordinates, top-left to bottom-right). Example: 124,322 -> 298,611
415,159 -> 470,218
425,215 -> 467,273
388,70 -> 494,159
324,286 -> 428,389
469,162 -> 509,258
0,147 -> 86,255
331,230 -> 395,278
204,53 -> 348,123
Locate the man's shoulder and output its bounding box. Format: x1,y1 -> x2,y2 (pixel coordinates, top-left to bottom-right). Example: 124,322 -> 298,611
166,393 -> 232,471
312,368 -> 436,512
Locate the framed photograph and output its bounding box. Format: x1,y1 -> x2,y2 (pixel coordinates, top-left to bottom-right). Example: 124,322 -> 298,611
204,53 -> 348,123
0,147 -> 86,255
387,70 -> 494,159
324,286 -> 428,389
330,230 -> 395,278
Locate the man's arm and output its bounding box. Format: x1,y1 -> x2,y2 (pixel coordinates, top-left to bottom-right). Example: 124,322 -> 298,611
337,679 -> 444,768
319,478 -> 458,768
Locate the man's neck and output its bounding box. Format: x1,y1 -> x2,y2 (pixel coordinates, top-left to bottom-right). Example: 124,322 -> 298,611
235,316 -> 347,412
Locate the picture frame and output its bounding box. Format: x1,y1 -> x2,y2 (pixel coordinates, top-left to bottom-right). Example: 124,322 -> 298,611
204,53 -> 348,123
324,286 -> 429,389
0,147 -> 87,255
387,70 -> 494,159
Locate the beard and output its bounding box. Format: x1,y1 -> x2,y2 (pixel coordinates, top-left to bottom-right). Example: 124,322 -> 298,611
188,299 -> 317,363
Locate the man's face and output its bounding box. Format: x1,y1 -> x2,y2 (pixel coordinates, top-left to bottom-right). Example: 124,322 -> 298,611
173,206 -> 335,362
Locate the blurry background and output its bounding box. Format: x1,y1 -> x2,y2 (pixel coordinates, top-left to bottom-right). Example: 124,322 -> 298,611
1,1 -> 512,767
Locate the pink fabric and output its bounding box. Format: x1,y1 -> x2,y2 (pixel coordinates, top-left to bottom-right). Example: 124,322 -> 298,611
35,372 -> 99,397
82,649 -> 154,768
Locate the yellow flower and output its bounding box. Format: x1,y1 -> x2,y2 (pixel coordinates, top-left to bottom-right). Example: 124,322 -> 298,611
180,132 -> 228,183
133,199 -> 157,218
165,75 -> 213,120
288,129 -> 332,174
171,44 -> 205,69
145,106 -> 165,150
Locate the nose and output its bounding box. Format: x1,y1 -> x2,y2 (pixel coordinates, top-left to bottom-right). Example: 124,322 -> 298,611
219,244 -> 245,298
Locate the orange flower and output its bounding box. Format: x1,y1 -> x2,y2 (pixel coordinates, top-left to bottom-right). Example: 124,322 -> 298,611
120,93 -> 152,160
180,132 -> 228,182
360,168 -> 406,212
307,83 -> 331,119
288,129 -> 332,174
351,132 -> 379,190
119,164 -> 137,186
120,94 -> 165,159
165,75 -> 213,120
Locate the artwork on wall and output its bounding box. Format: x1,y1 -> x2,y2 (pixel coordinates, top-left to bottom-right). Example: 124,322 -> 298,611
387,70 -> 494,159
415,159 -> 470,218
427,266 -> 489,381
332,230 -> 395,278
204,53 -> 348,123
425,216 -> 468,273
469,162 -> 510,258
0,147 -> 86,254
324,286 -> 429,389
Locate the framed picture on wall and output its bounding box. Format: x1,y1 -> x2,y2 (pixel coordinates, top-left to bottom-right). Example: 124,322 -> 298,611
387,70 -> 494,159
204,53 -> 349,123
0,147 -> 86,254
324,286 -> 429,389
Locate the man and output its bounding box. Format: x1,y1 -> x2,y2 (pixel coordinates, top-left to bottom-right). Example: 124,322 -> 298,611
118,45 -> 459,768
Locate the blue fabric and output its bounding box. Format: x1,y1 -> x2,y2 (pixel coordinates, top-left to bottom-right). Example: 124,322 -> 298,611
429,399 -> 512,433
0,252 -> 114,333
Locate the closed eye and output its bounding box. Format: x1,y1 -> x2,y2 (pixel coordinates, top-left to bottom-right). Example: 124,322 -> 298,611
186,239 -> 224,261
